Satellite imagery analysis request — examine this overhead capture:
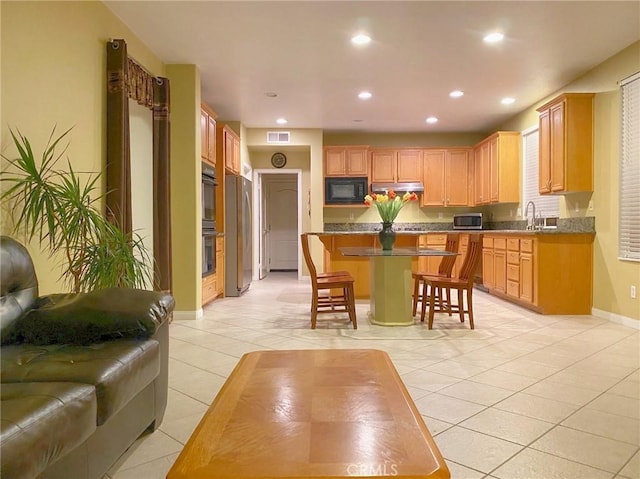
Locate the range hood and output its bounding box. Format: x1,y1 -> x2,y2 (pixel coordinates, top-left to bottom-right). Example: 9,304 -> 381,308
371,182 -> 424,194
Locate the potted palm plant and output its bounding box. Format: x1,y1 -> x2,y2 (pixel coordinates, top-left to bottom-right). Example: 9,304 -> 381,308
1,127 -> 152,293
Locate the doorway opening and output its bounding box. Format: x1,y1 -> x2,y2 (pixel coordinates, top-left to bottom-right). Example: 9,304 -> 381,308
252,169 -> 302,281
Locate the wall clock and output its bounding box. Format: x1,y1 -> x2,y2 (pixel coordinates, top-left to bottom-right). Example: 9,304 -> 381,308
270,152 -> 287,168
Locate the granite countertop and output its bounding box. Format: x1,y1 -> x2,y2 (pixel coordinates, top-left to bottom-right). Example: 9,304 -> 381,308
311,218 -> 595,235
309,230 -> 593,236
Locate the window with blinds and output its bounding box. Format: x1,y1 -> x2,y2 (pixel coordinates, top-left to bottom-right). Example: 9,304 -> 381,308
619,72 -> 640,262
522,128 -> 559,219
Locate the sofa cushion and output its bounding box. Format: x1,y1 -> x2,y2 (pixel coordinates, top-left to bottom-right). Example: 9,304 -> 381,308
0,382 -> 96,479
0,236 -> 38,344
1,339 -> 160,425
11,288 -> 175,346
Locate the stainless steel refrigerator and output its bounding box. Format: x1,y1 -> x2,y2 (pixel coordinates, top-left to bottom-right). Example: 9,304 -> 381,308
225,175 -> 252,296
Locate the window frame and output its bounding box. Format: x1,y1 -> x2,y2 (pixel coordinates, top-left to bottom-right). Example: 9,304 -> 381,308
618,71 -> 640,262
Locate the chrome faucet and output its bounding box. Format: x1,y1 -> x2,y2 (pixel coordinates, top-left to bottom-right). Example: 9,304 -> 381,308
524,201 -> 536,230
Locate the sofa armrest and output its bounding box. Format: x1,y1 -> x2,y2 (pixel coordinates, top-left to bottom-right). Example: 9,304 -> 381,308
11,288 -> 175,345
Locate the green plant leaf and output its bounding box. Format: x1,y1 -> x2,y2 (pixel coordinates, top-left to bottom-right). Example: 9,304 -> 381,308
1,127 -> 153,293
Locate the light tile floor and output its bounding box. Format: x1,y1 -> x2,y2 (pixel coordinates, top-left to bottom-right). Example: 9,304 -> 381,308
107,272 -> 640,479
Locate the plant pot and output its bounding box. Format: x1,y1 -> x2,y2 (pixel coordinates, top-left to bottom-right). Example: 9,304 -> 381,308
378,222 -> 396,250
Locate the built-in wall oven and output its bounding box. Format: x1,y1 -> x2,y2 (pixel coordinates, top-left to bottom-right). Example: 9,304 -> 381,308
202,232 -> 216,277
202,163 -> 217,277
202,163 -> 217,231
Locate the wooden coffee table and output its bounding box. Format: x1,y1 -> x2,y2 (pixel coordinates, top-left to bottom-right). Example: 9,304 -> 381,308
167,349 -> 450,479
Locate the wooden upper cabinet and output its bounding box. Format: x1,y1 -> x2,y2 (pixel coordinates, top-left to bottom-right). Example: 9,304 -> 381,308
473,131 -> 520,205
201,105 -> 217,166
422,148 -> 470,207
422,150 -> 446,206
539,109 -> 552,194
489,135 -> 500,203
217,123 -> 240,175
537,93 -> 594,194
396,149 -> 423,182
446,149 -> 470,206
370,150 -> 396,182
201,109 -> 209,161
473,141 -> 491,205
207,115 -> 216,165
324,147 -> 369,176
371,149 -> 422,183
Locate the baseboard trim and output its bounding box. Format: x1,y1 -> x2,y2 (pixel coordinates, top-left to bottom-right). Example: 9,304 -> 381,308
592,308 -> 640,330
173,309 -> 203,320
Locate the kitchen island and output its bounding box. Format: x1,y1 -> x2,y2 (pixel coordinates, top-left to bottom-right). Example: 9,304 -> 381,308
309,229 -> 595,315
340,246 -> 457,326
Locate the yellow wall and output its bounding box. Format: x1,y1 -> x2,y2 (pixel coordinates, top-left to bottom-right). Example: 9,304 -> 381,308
1,1 -> 164,294
495,41 -> 640,322
165,64 -> 201,315
245,128 -> 324,267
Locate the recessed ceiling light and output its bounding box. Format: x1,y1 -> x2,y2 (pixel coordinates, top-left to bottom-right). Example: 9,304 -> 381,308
484,32 -> 504,43
265,92 -> 278,98
351,33 -> 371,45
449,90 -> 464,98
276,118 -> 288,125
358,91 -> 372,100
425,116 -> 438,124
501,97 -> 515,105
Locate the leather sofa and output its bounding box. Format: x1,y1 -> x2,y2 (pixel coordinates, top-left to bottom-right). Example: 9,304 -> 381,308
0,236 -> 175,479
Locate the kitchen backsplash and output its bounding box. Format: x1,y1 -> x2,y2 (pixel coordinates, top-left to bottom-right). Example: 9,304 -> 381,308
325,216 -> 595,233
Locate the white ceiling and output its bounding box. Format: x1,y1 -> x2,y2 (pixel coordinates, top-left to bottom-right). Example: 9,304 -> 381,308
105,1 -> 639,134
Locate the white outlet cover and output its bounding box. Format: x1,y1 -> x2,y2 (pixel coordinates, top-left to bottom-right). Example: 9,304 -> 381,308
438,212 -> 443,219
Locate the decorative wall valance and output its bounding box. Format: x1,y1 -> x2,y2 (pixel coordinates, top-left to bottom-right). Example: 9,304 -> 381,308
127,57 -> 154,108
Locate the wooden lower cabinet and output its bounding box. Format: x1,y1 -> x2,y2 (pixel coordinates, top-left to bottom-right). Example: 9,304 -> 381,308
482,237 -> 494,289
202,236 -> 225,305
493,237 -> 507,294
506,238 -> 520,299
202,273 -> 217,305
482,233 -> 593,314
216,236 -> 225,297
519,239 -> 534,303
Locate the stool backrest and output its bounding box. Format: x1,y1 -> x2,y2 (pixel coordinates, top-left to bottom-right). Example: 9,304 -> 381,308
300,233 -> 318,282
437,233 -> 460,277
458,234 -> 482,284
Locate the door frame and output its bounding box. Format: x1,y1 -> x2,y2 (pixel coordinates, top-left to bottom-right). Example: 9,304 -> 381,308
252,169 -> 303,281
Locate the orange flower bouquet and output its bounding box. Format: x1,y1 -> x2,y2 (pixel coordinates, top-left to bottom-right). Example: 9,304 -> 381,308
364,190 -> 418,223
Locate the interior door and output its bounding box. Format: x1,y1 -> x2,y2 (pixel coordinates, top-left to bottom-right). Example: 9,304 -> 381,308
268,179 -> 298,270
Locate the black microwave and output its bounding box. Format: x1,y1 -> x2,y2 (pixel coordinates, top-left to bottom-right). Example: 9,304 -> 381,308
325,177 -> 368,205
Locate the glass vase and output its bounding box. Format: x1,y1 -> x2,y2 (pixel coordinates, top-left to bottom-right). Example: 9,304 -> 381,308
378,222 -> 396,251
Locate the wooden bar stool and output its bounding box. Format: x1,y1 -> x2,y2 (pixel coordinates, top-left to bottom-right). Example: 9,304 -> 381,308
300,233 -> 357,329
412,233 -> 460,316
421,234 -> 483,329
